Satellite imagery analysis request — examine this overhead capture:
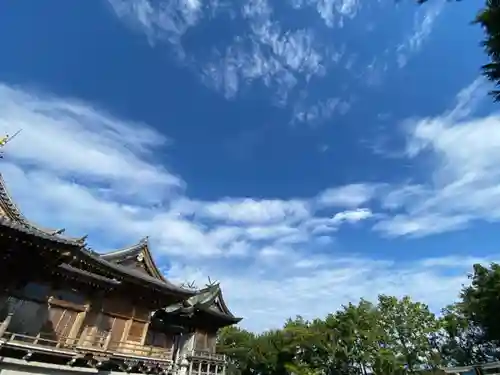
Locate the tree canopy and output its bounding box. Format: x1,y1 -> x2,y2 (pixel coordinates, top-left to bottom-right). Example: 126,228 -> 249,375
217,263 -> 500,375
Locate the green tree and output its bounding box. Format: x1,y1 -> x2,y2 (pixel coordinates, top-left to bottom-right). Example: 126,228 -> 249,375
334,300 -> 386,375
217,326 -> 256,375
377,295 -> 443,372
438,303 -> 489,366
460,263 -> 500,346
217,269 -> 500,375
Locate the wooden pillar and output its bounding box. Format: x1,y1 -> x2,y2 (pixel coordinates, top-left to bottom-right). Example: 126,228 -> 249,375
198,361 -> 202,375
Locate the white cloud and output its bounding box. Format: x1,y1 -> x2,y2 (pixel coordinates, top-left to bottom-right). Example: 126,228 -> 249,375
0,82 -> 487,332
374,77 -> 500,237
0,84 -> 182,203
374,213 -> 470,237
316,183 -> 379,208
195,198 -> 311,224
332,208 -> 372,224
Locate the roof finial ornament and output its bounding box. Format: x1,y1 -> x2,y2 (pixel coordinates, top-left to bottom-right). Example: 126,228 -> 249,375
206,276 -> 219,287
180,280 -> 197,290
0,129 -> 22,158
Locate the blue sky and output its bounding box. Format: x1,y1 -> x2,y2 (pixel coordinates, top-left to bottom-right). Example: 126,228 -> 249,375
0,0 -> 497,332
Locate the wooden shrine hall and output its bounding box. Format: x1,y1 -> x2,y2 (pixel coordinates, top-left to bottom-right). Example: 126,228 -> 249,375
0,173 -> 242,375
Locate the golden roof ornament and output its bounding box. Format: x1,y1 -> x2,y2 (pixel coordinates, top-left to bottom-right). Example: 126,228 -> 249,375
0,129 -> 22,158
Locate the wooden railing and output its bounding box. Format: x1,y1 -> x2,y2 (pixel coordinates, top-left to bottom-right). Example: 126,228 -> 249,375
0,331 -> 174,361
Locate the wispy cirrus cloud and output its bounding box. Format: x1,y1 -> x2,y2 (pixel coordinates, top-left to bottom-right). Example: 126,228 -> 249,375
396,0 -> 445,68
0,82 -> 487,331
106,0 -> 444,126
292,96 -> 352,126
289,0 -> 362,28
203,0 -> 327,104
107,0 -> 205,54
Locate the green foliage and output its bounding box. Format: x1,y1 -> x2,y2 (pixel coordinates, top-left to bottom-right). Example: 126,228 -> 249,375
439,303 -> 489,365
377,295 -> 442,371
217,263 -> 500,375
461,264 -> 500,343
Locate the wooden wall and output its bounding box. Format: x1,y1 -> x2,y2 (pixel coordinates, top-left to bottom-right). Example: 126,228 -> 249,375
78,297 -> 151,351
